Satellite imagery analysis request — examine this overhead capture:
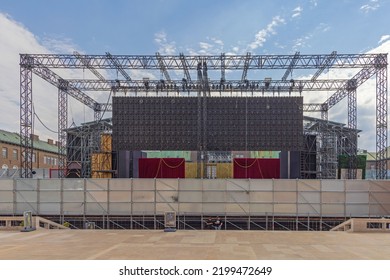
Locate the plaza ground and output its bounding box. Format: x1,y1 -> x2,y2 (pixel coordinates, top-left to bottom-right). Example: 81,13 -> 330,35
0,229 -> 390,260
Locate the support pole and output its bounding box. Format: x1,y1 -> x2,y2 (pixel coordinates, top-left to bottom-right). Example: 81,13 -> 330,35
197,62 -> 203,178
376,55 -> 388,179
202,61 -> 209,178
347,80 -> 357,179
58,79 -> 68,178
20,55 -> 33,178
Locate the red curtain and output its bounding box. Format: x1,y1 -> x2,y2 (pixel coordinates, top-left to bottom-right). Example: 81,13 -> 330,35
233,158 -> 280,179
139,158 -> 185,178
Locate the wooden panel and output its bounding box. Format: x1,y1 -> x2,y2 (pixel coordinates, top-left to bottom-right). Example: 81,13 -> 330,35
185,163 -> 198,178
217,163 -> 233,178
100,133 -> 112,152
91,153 -> 112,178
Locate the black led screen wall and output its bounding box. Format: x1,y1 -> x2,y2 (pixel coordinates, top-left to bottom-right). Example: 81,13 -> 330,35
112,96 -> 303,151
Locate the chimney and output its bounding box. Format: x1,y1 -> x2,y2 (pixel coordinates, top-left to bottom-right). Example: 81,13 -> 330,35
48,139 -> 54,145
30,134 -> 39,141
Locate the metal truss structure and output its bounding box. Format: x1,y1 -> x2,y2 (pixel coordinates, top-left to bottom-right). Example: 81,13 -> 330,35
66,119 -> 112,178
302,116 -> 361,179
20,52 -> 388,178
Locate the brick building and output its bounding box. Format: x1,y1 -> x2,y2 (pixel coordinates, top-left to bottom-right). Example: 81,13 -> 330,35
0,129 -> 60,174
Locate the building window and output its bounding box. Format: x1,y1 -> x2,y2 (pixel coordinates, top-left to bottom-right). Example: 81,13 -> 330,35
2,147 -> 7,159
44,156 -> 47,165
32,153 -> 36,163
12,149 -> 18,160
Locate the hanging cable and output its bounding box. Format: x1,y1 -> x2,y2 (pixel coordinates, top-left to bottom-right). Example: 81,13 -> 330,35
69,97 -> 76,126
95,88 -> 113,123
33,104 -> 58,134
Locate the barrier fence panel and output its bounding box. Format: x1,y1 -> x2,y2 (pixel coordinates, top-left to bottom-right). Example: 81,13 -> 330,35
109,179 -> 132,215
345,180 -> 370,217
273,180 -> 297,216
1,178 -> 390,230
178,179 -> 202,213
201,179 -> 226,214
155,178 -> 179,214
15,179 -> 38,215
249,179 -> 274,215
39,179 -> 61,215
321,180 -> 346,217
62,179 -> 84,216
85,179 -> 109,215
0,179 -> 13,214
369,180 -> 390,216
226,179 -> 250,215
297,180 -> 321,216
132,179 -> 155,215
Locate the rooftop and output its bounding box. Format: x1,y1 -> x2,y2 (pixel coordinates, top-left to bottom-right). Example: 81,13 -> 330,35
0,129 -> 59,154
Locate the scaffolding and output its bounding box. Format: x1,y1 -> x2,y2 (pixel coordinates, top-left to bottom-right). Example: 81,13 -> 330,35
301,116 -> 361,179
19,52 -> 388,178
66,119 -> 112,178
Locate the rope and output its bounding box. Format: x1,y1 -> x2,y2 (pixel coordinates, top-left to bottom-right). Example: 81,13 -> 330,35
33,104 -> 58,133
154,159 -> 163,178
153,158 -> 184,177
233,158 -> 257,169
161,158 -> 185,169
256,158 -> 264,178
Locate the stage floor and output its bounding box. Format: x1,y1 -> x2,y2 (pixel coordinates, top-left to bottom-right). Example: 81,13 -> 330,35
0,229 -> 390,260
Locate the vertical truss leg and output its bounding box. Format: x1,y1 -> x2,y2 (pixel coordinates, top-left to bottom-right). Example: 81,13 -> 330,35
376,58 -> 388,179
58,79 -> 68,178
347,83 -> 357,179
20,58 -> 33,178
94,109 -> 101,122
202,61 -> 209,178
321,108 -> 328,120
197,62 -> 203,178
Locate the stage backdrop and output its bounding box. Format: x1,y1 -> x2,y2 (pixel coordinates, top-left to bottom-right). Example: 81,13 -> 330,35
139,158 -> 185,178
233,158 -> 280,179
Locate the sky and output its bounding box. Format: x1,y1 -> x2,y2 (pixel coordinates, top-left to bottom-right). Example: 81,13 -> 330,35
0,0 -> 390,151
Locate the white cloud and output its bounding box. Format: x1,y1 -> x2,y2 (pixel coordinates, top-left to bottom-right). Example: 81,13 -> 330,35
248,16 -> 285,51
211,38 -> 224,46
378,34 -> 390,44
360,0 -> 380,13
41,35 -> 80,53
301,40 -> 390,151
292,6 -> 303,18
154,31 -> 177,55
292,35 -> 312,50
199,42 -> 213,50
310,0 -> 318,7
292,23 -> 329,51
319,23 -> 330,32
0,13 -> 104,142
232,46 -> 240,53
185,37 -> 225,55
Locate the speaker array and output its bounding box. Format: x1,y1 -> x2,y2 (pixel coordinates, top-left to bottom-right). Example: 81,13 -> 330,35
112,96 -> 303,151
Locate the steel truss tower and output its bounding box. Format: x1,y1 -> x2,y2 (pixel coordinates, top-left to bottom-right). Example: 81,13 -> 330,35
58,79 -> 68,178
347,80 -> 357,179
376,55 -> 388,179
19,52 -> 388,178
20,56 -> 33,178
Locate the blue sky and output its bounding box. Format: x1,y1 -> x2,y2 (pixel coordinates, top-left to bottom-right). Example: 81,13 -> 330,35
2,0 -> 389,54
0,0 -> 390,151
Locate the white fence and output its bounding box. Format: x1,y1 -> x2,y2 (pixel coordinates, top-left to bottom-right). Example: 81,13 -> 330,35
0,179 -> 389,217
